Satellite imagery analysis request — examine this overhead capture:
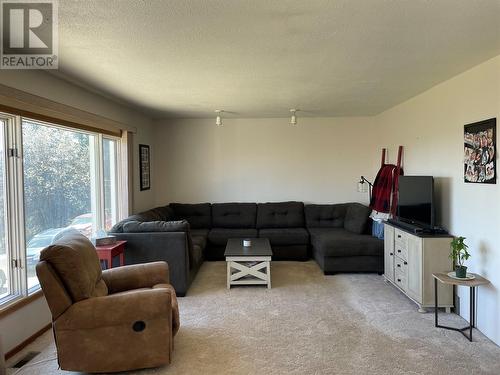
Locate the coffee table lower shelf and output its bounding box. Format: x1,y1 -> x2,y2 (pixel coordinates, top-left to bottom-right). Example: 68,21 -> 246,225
226,256 -> 271,289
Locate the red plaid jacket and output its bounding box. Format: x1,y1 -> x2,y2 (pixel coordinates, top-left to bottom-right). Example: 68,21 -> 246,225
369,164 -> 403,214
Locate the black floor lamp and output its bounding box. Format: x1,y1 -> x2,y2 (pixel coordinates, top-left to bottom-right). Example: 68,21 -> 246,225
358,176 -> 373,201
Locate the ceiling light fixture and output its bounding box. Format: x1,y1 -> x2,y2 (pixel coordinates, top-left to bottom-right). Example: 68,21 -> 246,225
290,109 -> 299,125
215,109 -> 224,126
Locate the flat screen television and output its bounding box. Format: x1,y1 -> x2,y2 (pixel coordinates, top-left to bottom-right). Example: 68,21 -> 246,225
397,176 -> 434,229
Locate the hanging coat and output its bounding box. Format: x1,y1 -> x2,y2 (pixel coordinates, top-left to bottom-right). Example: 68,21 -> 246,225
369,164 -> 404,215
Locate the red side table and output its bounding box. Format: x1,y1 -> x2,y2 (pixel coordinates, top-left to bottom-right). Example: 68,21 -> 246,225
96,240 -> 126,269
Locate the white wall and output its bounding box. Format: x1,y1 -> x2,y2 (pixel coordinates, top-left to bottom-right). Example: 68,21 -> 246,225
1,56 -> 498,351
375,55 -> 500,345
153,117 -> 380,206
153,55 -> 500,346
0,298 -> 51,355
0,70 -> 156,353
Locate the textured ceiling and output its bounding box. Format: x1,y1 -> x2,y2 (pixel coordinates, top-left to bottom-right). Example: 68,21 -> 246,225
53,0 -> 500,119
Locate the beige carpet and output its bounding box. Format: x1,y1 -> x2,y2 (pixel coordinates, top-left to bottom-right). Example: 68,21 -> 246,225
7,261 -> 500,374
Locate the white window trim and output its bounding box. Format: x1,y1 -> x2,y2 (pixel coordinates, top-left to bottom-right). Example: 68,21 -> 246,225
0,113 -> 125,308
0,113 -> 24,306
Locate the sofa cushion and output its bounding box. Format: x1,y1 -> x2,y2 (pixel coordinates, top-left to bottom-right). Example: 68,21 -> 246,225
170,203 -> 212,229
191,228 -> 209,237
208,228 -> 258,246
258,228 -> 309,246
305,204 -> 348,228
212,203 -> 257,228
344,203 -> 371,234
256,202 -> 305,229
309,228 -> 383,257
191,235 -> 207,250
122,220 -> 189,233
108,206 -> 174,233
191,229 -> 209,249
191,244 -> 203,270
149,205 -> 175,221
109,214 -> 149,233
40,230 -> 108,302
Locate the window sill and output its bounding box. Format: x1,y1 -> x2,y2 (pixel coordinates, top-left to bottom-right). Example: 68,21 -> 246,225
0,289 -> 43,319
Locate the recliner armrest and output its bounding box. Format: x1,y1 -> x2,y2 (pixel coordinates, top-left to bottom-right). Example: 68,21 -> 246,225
102,261 -> 170,294
55,288 -> 172,330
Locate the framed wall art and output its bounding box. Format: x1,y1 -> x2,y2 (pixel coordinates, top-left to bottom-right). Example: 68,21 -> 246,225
464,118 -> 496,184
139,144 -> 151,191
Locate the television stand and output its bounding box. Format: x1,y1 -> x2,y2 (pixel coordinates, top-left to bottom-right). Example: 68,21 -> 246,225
387,218 -> 424,233
387,219 -> 448,235
384,222 -> 454,313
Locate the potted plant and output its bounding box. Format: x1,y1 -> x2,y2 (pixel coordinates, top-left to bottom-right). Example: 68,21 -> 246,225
449,236 -> 471,278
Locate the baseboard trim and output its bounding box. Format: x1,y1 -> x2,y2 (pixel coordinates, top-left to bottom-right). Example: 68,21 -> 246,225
5,323 -> 52,360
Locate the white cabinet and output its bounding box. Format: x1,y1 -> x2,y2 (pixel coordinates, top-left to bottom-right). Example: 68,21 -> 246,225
406,234 -> 422,302
384,225 -> 395,282
384,223 -> 453,312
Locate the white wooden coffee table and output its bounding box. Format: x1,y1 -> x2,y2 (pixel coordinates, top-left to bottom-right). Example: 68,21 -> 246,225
225,238 -> 272,289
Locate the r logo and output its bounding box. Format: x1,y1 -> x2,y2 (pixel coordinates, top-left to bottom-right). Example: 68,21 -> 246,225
2,2 -> 52,54
0,0 -> 58,68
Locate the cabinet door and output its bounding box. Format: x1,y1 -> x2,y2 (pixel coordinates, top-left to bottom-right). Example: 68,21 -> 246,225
406,235 -> 423,303
384,224 -> 395,282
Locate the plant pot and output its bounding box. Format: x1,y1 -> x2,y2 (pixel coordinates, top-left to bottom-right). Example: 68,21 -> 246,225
455,265 -> 467,278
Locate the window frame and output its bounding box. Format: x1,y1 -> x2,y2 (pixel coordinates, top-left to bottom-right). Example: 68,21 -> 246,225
0,113 -> 24,306
0,113 -> 124,308
101,136 -> 122,231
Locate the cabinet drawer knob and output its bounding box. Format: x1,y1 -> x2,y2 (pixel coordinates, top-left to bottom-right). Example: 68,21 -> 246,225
397,279 -> 401,282
389,252 -> 394,256
404,261 -> 408,265
397,249 -> 402,253
397,235 -> 401,238
397,264 -> 401,268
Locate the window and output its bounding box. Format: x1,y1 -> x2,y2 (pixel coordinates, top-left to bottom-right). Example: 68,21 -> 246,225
0,120 -> 9,299
22,119 -> 99,291
0,114 -> 123,305
103,138 -> 119,232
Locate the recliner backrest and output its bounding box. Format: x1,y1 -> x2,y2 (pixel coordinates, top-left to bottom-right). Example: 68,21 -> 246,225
38,230 -> 108,302
36,260 -> 73,319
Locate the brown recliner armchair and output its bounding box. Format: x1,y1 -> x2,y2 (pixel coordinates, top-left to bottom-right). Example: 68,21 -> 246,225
36,230 -> 180,373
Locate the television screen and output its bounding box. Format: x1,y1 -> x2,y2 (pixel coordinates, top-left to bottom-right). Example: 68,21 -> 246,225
397,176 -> 434,228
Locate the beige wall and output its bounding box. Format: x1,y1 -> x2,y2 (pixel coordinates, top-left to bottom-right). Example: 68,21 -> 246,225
153,117 -> 380,206
0,70 -> 156,353
153,55 -> 500,346
1,56 -> 498,351
374,55 -> 500,345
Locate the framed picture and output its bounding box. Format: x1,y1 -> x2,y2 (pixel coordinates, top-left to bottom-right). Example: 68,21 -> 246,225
139,144 -> 151,191
464,118 -> 496,184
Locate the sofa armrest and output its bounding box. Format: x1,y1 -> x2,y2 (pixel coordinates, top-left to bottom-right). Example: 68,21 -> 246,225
55,288 -> 172,331
102,261 -> 169,294
110,232 -> 191,296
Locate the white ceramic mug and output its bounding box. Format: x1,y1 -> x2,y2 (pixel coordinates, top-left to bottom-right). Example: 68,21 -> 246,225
243,239 -> 252,247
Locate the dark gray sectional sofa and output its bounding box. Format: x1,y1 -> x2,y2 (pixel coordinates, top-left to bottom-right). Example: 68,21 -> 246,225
205,202 -> 309,261
109,201 -> 383,296
305,204 -> 383,274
